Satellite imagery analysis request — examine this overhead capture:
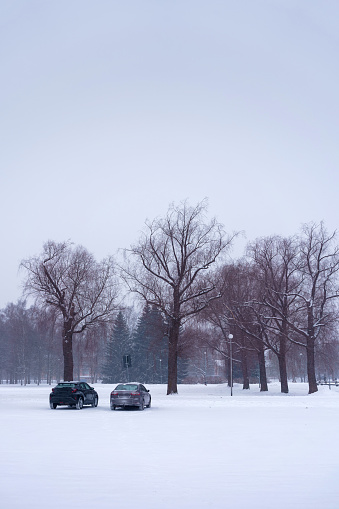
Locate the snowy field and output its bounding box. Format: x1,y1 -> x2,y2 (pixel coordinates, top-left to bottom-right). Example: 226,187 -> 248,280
1,382 -> 339,509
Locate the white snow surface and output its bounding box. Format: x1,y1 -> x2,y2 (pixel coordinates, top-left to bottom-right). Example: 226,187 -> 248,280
1,382 -> 339,509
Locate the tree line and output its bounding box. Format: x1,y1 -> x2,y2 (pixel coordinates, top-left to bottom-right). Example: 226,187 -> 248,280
1,200 -> 338,394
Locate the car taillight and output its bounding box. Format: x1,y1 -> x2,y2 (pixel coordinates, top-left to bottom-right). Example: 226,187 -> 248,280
51,388 -> 55,393
72,389 -> 78,393
131,392 -> 140,396
111,391 -> 119,396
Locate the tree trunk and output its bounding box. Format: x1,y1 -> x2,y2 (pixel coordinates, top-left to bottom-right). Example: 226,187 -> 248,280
63,328 -> 74,381
278,352 -> 288,393
306,337 -> 318,394
240,348 -> 250,389
276,330 -> 288,393
167,318 -> 180,394
257,345 -> 268,391
306,306 -> 318,394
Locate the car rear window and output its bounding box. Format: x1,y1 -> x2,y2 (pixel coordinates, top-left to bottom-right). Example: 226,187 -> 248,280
56,383 -> 76,388
115,384 -> 138,391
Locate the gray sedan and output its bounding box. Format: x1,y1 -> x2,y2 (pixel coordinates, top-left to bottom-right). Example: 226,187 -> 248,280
110,383 -> 151,410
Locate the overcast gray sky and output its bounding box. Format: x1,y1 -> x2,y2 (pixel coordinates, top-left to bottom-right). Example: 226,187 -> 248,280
1,0 -> 338,308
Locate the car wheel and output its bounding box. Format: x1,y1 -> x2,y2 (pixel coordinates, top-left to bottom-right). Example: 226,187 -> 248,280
147,397 -> 151,408
110,402 -> 115,411
139,399 -> 145,411
92,396 -> 98,408
76,397 -> 84,410
50,402 -> 57,409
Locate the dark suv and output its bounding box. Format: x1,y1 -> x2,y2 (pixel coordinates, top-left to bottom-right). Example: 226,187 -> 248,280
49,382 -> 98,410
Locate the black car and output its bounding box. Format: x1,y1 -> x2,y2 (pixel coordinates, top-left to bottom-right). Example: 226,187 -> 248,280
49,381 -> 98,410
110,383 -> 151,410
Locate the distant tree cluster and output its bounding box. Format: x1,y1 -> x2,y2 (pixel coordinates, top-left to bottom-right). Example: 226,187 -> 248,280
197,222 -> 339,394
0,301 -> 62,384
0,200 -> 338,395
0,301 -> 108,385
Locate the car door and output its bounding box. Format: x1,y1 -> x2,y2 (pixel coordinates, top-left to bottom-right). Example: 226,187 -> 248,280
140,385 -> 150,406
80,383 -> 92,404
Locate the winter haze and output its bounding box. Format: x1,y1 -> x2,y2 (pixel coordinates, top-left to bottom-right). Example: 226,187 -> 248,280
1,0 -> 338,308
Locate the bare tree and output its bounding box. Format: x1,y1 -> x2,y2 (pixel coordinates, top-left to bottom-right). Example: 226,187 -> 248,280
21,240 -> 119,381
1,300 -> 35,384
202,261 -> 270,391
246,236 -> 301,393
30,305 -> 61,384
287,223 -> 339,393
121,200 -> 236,394
246,225 -> 339,394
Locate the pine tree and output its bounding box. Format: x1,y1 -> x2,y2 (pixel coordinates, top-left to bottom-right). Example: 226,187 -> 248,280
131,305 -> 168,383
146,306 -> 168,383
177,355 -> 189,383
101,312 -> 131,383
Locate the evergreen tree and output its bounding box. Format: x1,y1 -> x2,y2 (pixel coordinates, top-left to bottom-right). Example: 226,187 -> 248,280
131,305 -> 150,382
176,324 -> 189,383
131,305 -> 168,383
101,312 -> 131,383
177,355 -> 189,383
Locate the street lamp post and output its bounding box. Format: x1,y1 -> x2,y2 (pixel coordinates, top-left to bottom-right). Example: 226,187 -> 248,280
228,334 -> 233,396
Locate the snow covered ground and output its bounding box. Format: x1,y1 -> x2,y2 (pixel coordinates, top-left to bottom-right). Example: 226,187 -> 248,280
1,382 -> 339,509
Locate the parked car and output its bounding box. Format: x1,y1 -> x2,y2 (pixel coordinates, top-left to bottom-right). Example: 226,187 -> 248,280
49,381 -> 99,410
110,383 -> 151,410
